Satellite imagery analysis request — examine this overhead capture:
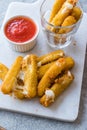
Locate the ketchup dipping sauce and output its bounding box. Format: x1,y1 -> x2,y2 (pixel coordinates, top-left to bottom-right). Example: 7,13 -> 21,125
3,15 -> 39,52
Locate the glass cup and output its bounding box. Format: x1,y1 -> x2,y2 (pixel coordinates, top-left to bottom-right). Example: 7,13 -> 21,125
40,0 -> 83,49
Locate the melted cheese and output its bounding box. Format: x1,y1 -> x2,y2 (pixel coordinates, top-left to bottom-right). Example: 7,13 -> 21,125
23,55 -> 30,60
17,70 -> 24,80
37,62 -> 41,67
62,2 -> 73,14
45,90 -> 55,101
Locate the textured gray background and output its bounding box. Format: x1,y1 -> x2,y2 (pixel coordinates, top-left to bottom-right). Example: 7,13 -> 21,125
0,0 -> 87,130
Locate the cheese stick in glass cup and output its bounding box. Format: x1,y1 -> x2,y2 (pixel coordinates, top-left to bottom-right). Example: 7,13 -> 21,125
40,0 -> 83,49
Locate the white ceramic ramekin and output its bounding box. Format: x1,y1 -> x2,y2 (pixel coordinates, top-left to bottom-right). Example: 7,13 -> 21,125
3,15 -> 39,52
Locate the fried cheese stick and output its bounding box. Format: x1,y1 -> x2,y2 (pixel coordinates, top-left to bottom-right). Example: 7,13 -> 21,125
24,55 -> 38,98
71,6 -> 82,20
38,61 -> 55,80
13,89 -> 25,99
51,0 -> 78,27
58,15 -> 76,34
13,69 -> 25,99
1,56 -> 23,94
13,91 -> 24,99
40,71 -> 74,107
38,57 -> 74,97
0,61 -> 26,99
49,0 -> 66,22
0,63 -> 8,81
37,50 -> 64,66
10,55 -> 38,99
37,50 -> 64,62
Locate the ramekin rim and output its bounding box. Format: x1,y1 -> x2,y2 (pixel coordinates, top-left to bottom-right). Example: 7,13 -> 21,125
3,15 -> 39,45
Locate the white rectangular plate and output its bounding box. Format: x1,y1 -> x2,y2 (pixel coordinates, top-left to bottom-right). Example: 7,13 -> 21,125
0,1 -> 87,122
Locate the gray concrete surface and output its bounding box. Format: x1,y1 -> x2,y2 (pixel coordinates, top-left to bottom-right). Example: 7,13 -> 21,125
0,0 -> 87,130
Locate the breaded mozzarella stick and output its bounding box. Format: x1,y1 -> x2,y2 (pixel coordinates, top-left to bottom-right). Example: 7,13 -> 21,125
59,15 -> 76,34
51,0 -> 78,27
1,56 -> 23,94
38,57 -> 74,97
49,0 -> 66,22
38,62 -> 55,80
40,71 -> 74,107
0,63 -> 8,81
24,55 -> 38,98
37,50 -> 64,66
71,6 -> 82,20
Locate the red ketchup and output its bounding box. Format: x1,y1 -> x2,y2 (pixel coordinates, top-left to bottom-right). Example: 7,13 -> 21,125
5,16 -> 37,43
